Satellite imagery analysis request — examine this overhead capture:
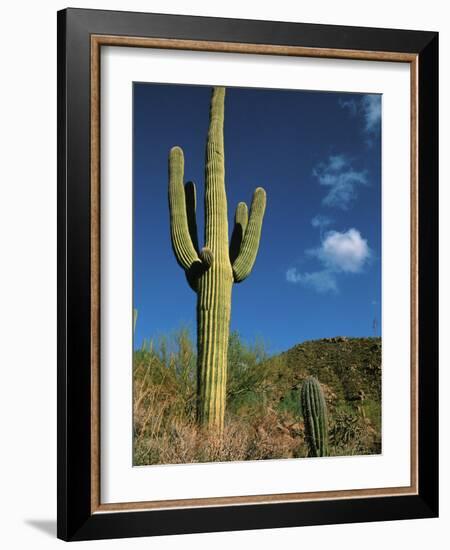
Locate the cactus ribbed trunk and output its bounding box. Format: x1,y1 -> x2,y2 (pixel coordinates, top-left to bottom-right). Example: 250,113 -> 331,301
196,88 -> 233,430
196,277 -> 232,429
300,377 -> 329,457
168,86 -> 266,434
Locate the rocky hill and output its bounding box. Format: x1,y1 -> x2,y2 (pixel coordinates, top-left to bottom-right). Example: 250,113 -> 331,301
270,336 -> 381,402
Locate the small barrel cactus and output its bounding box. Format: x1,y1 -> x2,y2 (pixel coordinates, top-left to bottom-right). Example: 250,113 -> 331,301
300,376 -> 329,457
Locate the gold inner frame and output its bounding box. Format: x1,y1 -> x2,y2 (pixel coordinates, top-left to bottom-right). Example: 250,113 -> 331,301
90,35 -> 419,514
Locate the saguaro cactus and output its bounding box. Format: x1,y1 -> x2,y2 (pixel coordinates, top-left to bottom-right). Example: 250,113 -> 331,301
168,87 -> 266,433
133,308 -> 138,335
300,377 -> 329,457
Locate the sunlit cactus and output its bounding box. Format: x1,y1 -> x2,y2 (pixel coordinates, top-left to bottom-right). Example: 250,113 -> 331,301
300,376 -> 329,457
168,87 -> 266,433
133,308 -> 138,334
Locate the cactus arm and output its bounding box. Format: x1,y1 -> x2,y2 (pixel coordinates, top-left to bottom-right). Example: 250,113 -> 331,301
185,246 -> 214,292
168,146 -> 202,271
184,181 -> 199,252
229,201 -> 248,264
198,246 -> 214,267
183,180 -> 201,291
232,187 -> 266,283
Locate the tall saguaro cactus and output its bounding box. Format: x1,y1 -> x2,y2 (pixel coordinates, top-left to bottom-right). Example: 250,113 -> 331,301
300,377 -> 329,457
168,87 -> 266,433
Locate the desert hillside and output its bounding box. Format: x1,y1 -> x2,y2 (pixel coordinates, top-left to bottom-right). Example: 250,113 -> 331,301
133,331 -> 382,465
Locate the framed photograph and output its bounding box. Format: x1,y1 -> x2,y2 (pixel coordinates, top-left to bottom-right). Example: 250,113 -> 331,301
57,8 -> 438,541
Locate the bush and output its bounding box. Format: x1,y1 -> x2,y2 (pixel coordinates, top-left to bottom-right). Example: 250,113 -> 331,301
133,329 -> 381,465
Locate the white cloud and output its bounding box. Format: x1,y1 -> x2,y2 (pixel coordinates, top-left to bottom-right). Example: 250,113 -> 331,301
286,268 -> 337,293
312,229 -> 371,273
313,155 -> 368,210
339,94 -> 381,140
361,95 -> 381,133
338,98 -> 357,116
311,214 -> 332,230
327,155 -> 347,171
286,229 -> 371,293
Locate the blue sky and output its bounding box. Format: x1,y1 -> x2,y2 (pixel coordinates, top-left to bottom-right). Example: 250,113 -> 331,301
133,83 -> 381,354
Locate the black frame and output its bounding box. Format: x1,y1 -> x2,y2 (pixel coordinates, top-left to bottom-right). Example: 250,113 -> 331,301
57,7 -> 438,541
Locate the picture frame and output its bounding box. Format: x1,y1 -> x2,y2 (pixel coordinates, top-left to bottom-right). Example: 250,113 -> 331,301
57,7 -> 438,541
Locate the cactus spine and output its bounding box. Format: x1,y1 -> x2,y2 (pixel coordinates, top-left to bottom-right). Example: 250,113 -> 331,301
168,87 -> 266,433
300,377 -> 329,457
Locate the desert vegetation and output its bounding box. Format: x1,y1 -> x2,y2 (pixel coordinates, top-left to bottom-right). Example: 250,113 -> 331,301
133,329 -> 381,466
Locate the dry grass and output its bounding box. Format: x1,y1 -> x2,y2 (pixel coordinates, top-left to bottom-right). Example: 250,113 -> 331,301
134,407 -> 305,466
133,329 -> 380,466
